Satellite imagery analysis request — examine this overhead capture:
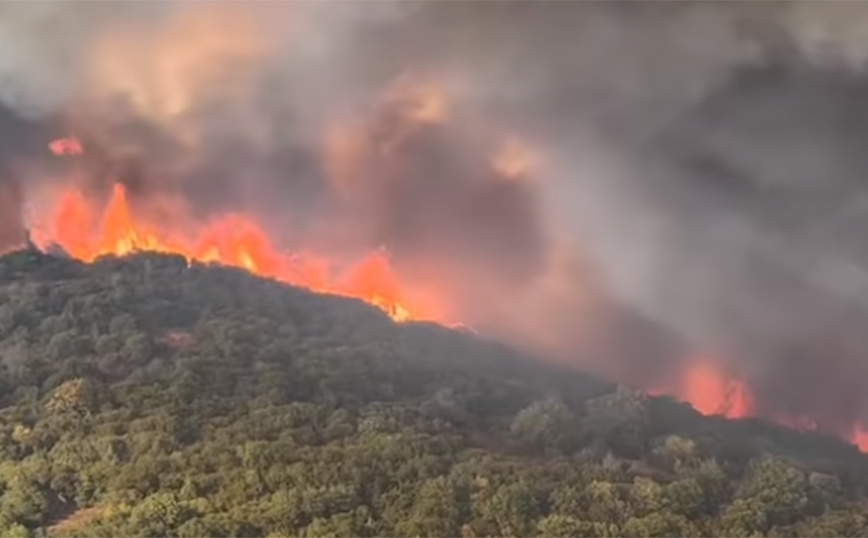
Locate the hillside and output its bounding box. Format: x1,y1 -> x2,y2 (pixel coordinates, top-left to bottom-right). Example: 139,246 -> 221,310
0,248 -> 866,537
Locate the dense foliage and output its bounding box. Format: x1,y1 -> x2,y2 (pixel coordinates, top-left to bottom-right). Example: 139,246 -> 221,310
0,248 -> 867,537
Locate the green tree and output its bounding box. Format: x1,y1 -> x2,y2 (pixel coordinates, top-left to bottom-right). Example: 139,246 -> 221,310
630,477 -> 668,517
45,378 -> 95,415
478,482 -> 539,538
128,492 -> 187,537
585,480 -> 627,529
510,396 -> 578,455
736,458 -> 809,529
790,509 -> 868,537
536,514 -> 602,538
716,498 -> 768,537
0,523 -> 30,538
583,388 -> 650,458
396,476 -> 463,537
0,479 -> 48,527
303,507 -> 373,538
622,511 -> 696,538
665,477 -> 704,519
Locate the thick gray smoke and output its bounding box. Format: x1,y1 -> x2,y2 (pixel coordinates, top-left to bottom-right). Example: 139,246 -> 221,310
355,1 -> 868,434
4,1 -> 868,434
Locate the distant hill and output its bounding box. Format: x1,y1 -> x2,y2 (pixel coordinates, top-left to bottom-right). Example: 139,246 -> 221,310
0,248 -> 866,537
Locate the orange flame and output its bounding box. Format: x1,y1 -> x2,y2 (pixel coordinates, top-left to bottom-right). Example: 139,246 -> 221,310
49,137 -> 83,156
680,360 -> 752,418
650,357 -> 753,419
653,354 -> 868,452
34,177 -> 448,325
851,425 -> 868,452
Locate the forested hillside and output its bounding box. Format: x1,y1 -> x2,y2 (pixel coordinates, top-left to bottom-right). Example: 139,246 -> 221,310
0,248 -> 866,537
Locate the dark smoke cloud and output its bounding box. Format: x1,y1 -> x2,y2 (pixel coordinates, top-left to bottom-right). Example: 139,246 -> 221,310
5,1 -> 868,433
398,2 -> 868,432
317,1 -> 868,432
603,61 -> 868,433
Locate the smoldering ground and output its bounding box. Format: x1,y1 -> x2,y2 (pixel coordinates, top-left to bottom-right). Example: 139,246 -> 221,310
3,1 -> 868,433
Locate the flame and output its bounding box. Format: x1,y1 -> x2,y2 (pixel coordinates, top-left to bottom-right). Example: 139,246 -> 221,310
652,354 -> 868,452
851,425 -> 868,452
681,360 -> 752,418
33,133 -> 868,452
49,137 -> 83,156
35,171 -> 448,325
650,357 -> 753,419
32,3 -> 868,450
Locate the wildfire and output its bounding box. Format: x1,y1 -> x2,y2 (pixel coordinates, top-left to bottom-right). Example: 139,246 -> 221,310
655,355 -> 868,452
680,360 -> 753,418
649,357 -> 752,419
37,137 -> 447,324
49,137 -> 83,156
852,426 -> 868,452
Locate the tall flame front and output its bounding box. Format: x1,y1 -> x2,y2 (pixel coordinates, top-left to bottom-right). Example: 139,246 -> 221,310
33,152 -> 434,325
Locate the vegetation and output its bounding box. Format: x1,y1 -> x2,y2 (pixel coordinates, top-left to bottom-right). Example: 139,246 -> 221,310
0,248 -> 866,537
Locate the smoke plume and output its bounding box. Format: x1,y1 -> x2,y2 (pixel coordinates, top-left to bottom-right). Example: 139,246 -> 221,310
3,1 -> 868,437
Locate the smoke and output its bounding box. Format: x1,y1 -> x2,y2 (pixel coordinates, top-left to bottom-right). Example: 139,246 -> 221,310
320,1 -> 868,429
5,1 -> 868,434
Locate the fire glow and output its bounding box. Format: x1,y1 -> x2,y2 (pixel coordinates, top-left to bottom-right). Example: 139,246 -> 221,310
652,357 -> 868,452
29,134 -> 868,453
649,359 -> 753,419
37,139 -> 442,325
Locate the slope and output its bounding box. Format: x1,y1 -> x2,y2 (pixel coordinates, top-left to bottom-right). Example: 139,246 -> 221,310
0,248 -> 865,537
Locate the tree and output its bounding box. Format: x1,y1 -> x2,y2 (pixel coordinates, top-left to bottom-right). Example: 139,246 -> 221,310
303,507 -> 374,538
0,479 -> 48,527
583,388 -> 650,458
510,396 -> 579,455
477,482 -> 539,538
691,459 -> 732,516
630,477 -> 669,517
396,477 -> 463,537
128,492 -> 187,537
621,511 -> 696,538
584,480 -> 627,531
653,435 -> 697,472
736,458 -> 809,530
790,509 -> 868,538
716,498 -> 768,537
536,514 -> 602,538
665,478 -> 704,519
45,378 -> 95,415
0,523 -> 30,538
0,250 -> 866,536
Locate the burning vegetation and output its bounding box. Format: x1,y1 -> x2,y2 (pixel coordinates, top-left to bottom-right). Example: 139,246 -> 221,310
2,0 -> 868,468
